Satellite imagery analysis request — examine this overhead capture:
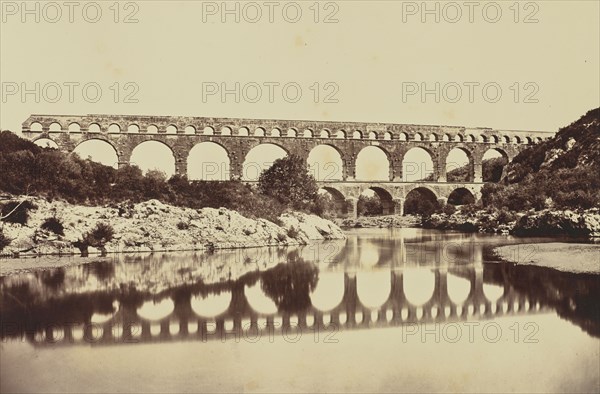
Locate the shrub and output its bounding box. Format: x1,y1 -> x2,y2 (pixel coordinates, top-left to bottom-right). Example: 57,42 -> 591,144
442,204 -> 457,215
1,200 -> 37,225
176,221 -> 189,230
0,229 -> 10,251
41,216 -> 64,235
287,226 -> 299,239
82,222 -> 114,247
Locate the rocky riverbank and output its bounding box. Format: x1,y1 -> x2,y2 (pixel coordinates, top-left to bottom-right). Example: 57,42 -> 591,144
0,197 -> 346,258
336,214 -> 420,228
422,208 -> 600,238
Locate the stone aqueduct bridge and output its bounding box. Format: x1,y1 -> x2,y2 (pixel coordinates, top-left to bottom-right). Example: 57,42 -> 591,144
26,266 -> 550,347
21,114 -> 554,216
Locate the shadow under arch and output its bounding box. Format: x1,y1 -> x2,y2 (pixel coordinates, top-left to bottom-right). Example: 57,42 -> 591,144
404,186 -> 439,216
447,187 -> 476,205
482,147 -> 509,182
319,186 -> 348,217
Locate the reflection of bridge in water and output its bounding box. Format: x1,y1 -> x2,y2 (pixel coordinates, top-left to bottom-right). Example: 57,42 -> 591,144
26,265 -> 550,347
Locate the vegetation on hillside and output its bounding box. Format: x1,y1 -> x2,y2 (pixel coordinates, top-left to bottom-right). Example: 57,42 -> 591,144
481,108 -> 600,211
0,131 -> 322,224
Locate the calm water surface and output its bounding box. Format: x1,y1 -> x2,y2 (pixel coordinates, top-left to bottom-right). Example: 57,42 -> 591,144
1,228 -> 599,393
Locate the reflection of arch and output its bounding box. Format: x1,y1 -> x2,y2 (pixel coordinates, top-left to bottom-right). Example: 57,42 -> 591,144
245,282 -> 278,314
356,146 -> 390,181
73,138 -> 119,168
310,272 -> 345,311
447,188 -> 476,205
137,299 -> 174,321
447,274 -> 471,304
403,269 -> 435,306
191,292 -> 232,317
483,283 -> 504,302
357,270 -> 391,308
188,142 -> 231,181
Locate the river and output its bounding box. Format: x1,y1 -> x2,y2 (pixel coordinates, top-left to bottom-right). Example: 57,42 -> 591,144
1,228 -> 598,393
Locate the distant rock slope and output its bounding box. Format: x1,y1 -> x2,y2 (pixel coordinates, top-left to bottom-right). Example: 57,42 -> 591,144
1,198 -> 345,257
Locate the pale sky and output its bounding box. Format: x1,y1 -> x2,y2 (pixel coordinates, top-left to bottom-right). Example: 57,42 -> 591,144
2,1 -> 598,179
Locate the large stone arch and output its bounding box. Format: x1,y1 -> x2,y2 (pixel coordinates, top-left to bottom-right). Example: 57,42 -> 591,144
319,186 -> 348,217
242,142 -> 289,181
307,144 -> 344,181
355,145 -> 391,181
187,141 -> 231,181
447,187 -> 476,205
403,186 -> 440,216
481,147 -> 510,182
402,146 -> 436,182
444,146 -> 474,182
130,139 -> 177,177
72,138 -> 120,169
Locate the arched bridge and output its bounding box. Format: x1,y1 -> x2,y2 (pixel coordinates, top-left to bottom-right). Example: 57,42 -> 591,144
21,114 -> 554,217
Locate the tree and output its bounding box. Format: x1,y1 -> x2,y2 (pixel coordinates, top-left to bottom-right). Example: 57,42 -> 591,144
258,155 -> 319,210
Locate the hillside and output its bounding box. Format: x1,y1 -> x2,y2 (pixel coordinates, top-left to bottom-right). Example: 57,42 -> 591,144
481,107 -> 600,211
